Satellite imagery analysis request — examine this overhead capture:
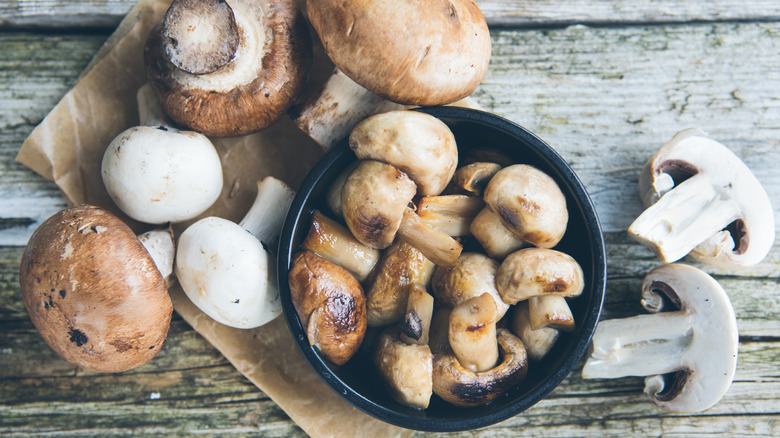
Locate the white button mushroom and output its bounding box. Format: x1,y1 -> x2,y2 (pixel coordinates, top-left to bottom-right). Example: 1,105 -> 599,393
101,84 -> 223,225
174,177 -> 294,329
495,247 -> 585,305
628,128 -> 774,269
581,264 -> 739,413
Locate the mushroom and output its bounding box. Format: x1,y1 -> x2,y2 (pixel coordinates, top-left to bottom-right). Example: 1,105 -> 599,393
433,328 -> 529,407
144,0 -> 311,137
448,162 -> 502,196
19,205 -> 173,373
510,301 -> 559,361
468,206 -> 528,259
528,295 -> 575,331
416,194 -> 484,237
137,226 -> 176,288
349,111 -> 459,197
341,160 -> 463,266
292,0 -> 491,149
582,263 -> 739,413
101,84 -> 223,225
373,327 -> 433,409
431,252 -> 510,319
428,306 -> 453,355
495,247 -> 585,305
628,128 -> 775,269
365,240 -> 435,327
448,293 -> 499,373
301,209 -> 380,282
175,177 -> 294,329
472,164 -> 569,251
288,251 -> 367,366
398,283 -> 435,345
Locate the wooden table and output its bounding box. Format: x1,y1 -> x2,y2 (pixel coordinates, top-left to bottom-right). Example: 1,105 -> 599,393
2,1 -> 779,436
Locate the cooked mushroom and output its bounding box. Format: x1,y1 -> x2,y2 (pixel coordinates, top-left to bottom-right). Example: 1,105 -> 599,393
496,247 -> 585,305
175,177 -> 294,329
396,208 -> 464,267
20,205 -> 173,373
417,194 -> 484,237
349,111 -> 458,196
448,162 -> 502,196
365,240 -> 435,326
582,264 -> 739,413
449,293 -> 499,373
301,210 -> 380,282
469,206 -> 528,259
325,161 -> 358,219
288,251 -> 367,366
510,300 -> 559,361
144,0 -> 311,136
293,0 -> 490,149
398,284 -> 435,345
101,84 -> 223,225
431,252 -> 510,319
374,327 -> 433,409
476,164 -> 569,249
628,128 -> 775,269
528,295 -> 575,332
428,306 -> 453,355
433,328 -> 529,407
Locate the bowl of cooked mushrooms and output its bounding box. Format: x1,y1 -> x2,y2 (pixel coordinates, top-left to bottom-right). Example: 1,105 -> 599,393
278,106 -> 606,431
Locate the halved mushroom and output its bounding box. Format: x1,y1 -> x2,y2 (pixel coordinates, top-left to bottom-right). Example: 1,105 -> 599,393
398,284 -> 435,345
175,177 -> 294,329
101,84 -> 223,225
628,128 -> 775,269
20,205 -> 173,373
476,164 -> 569,249
582,264 -> 739,413
428,306 -> 453,355
301,210 -> 380,282
144,0 -> 311,136
510,301 -> 559,361
417,194 -> 484,237
431,252 -> 510,319
365,240 -> 435,326
433,328 -> 529,407
449,293 -> 499,373
496,247 -> 585,305
289,251 -> 367,366
528,295 -> 575,332
448,162 -> 502,196
374,327 -> 433,409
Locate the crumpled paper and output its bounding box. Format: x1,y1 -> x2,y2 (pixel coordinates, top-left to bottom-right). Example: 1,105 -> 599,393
16,0 -> 412,436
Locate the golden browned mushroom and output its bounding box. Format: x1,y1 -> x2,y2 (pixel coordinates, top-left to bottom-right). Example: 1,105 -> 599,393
288,251 -> 367,365
469,206 -> 528,259
374,327 -> 433,409
528,295 -> 575,332
428,306 -> 453,355
449,293 -> 499,373
417,194 -> 484,237
431,252 -> 510,319
496,247 -> 585,305
433,328 -> 529,407
144,0 -> 311,136
510,300 -> 559,361
20,205 -> 173,373
398,284 -> 435,345
448,162 -> 503,196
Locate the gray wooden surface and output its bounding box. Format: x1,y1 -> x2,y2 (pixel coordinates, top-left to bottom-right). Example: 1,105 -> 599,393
2,1 -> 779,436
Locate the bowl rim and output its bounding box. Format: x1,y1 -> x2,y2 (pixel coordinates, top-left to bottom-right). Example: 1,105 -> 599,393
278,106 -> 606,432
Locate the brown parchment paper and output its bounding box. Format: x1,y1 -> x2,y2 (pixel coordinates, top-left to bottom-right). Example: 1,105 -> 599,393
16,1 -> 412,436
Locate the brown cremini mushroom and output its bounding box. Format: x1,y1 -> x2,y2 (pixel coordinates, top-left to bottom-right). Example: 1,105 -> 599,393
288,251 -> 367,365
144,0 -> 311,137
20,205 -> 173,373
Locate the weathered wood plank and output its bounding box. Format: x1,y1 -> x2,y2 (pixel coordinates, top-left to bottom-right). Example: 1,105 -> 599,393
1,0 -> 779,29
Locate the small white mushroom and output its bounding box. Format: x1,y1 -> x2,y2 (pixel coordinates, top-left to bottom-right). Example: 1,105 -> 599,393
175,177 -> 294,329
374,327 -> 433,409
398,284 -> 435,345
628,128 -> 775,269
431,252 -> 510,319
510,300 -> 559,361
581,264 -> 739,413
101,84 -> 223,225
528,295 -> 575,332
495,247 -> 585,305
448,293 -> 499,373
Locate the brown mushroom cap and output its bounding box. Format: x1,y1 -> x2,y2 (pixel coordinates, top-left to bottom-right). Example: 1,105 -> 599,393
306,0 -> 491,106
288,251 -> 367,365
483,164 -> 569,248
144,0 -> 311,137
19,205 -> 172,373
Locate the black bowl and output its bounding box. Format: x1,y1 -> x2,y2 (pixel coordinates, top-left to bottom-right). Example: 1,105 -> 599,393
278,106 -> 606,432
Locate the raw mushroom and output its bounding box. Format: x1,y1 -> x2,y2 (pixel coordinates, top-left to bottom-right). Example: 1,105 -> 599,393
510,301 -> 559,361
288,251 -> 367,365
431,252 -> 510,319
293,0 -> 491,149
496,247 -> 585,305
582,263 -> 739,413
101,84 -> 223,225
137,226 -> 176,288
628,128 -> 775,269
144,0 -> 311,137
374,327 -> 433,409
433,328 -> 529,407
175,177 -> 294,329
473,164 -> 569,250
349,111 -> 459,197
20,205 -> 173,373
448,293 -> 499,373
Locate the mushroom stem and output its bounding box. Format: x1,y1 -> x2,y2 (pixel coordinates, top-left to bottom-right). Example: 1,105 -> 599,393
397,208 -> 463,268
628,176 -> 742,263
136,83 -> 172,127
238,177 -> 296,251
582,311 -> 693,378
138,227 -> 176,287
417,195 -> 484,237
